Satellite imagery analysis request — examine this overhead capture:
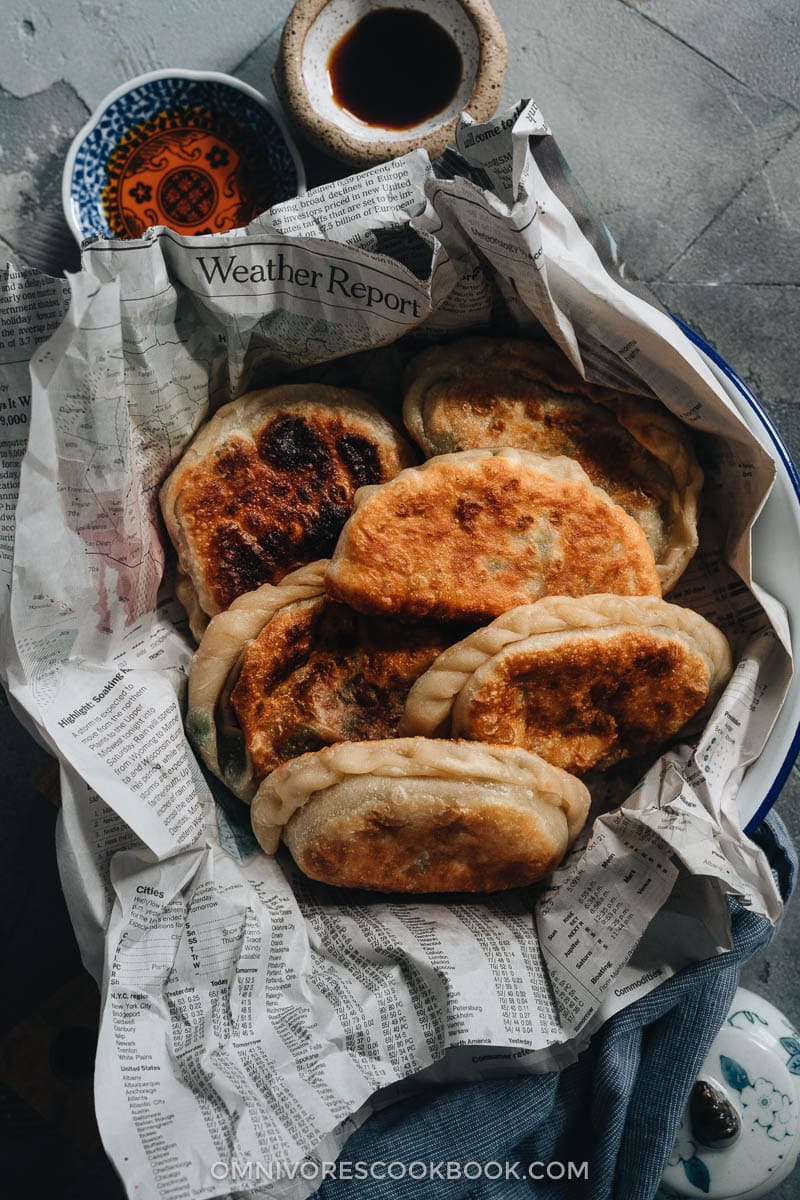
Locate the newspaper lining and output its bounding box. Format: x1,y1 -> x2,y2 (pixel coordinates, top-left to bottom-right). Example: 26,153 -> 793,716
0,101 -> 790,1199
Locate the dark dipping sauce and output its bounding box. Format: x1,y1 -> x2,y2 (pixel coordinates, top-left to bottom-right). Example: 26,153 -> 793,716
327,8 -> 463,130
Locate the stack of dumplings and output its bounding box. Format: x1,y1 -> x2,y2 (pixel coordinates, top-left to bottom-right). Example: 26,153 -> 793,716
163,339 -> 731,894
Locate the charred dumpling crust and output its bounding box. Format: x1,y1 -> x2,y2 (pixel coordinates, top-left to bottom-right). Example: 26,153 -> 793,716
403,338 -> 703,593
401,594 -> 732,774
325,448 -> 662,624
160,385 -> 416,627
229,596 -> 464,777
250,738 -> 591,892
186,560 -> 328,800
185,560 -> 466,802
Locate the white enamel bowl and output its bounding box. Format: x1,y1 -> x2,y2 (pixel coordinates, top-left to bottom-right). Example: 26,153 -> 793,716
676,319 -> 800,833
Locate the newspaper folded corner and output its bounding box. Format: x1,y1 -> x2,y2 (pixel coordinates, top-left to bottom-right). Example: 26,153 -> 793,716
0,100 -> 790,1199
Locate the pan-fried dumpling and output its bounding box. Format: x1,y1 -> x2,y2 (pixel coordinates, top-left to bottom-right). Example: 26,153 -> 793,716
325,448 -> 661,623
400,594 -> 732,774
186,561 -> 465,801
161,385 -> 416,632
250,738 -> 591,892
403,339 -> 703,592
186,560 -> 328,799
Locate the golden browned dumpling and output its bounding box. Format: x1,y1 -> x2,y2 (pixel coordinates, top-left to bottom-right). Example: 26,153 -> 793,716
186,561 -> 328,800
250,738 -> 591,892
230,599 -> 463,775
325,448 -> 662,623
185,561 -> 465,801
403,338 -> 703,592
401,594 -> 732,774
160,385 -> 416,637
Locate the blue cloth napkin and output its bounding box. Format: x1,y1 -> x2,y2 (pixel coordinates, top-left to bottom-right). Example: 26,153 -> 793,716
315,813 -> 797,1200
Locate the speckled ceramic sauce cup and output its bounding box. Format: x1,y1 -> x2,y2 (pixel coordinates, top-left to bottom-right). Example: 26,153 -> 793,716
274,0 -> 508,167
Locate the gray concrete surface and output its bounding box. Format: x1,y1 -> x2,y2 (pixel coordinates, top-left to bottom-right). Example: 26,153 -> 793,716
0,0 -> 798,1196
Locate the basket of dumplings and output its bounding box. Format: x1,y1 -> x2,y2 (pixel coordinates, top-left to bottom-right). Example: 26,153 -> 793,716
166,337 -> 732,895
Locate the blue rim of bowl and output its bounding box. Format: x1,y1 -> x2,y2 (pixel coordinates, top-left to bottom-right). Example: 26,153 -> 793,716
62,68 -> 306,244
672,314 -> 800,834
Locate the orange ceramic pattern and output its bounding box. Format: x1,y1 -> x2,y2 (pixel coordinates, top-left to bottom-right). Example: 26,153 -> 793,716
102,106 -> 275,238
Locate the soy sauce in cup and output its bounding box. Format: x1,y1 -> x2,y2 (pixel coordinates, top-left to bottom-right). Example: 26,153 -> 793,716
327,8 -> 463,130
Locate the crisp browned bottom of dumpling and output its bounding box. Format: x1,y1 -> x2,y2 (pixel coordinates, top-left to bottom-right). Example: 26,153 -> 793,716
457,627 -> 710,772
326,448 -> 661,623
401,594 -> 732,775
185,561 -> 467,802
403,337 -> 703,592
160,384 -> 415,624
230,595 -> 466,778
185,561 -> 328,800
251,739 -> 590,893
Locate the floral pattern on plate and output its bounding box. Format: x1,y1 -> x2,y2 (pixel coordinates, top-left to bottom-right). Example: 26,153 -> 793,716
65,73 -> 302,241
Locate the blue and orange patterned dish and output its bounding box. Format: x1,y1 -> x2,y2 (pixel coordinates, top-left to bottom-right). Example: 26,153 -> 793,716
62,69 -> 305,242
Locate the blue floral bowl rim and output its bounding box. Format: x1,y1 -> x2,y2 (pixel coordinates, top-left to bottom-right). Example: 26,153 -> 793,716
61,67 -> 307,244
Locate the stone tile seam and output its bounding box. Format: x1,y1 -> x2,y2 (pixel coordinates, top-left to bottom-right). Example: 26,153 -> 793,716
615,0 -> 800,115
658,113 -> 800,278
0,76 -> 91,112
232,27 -> 277,76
